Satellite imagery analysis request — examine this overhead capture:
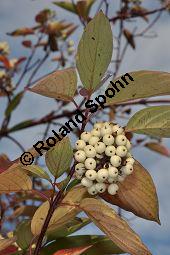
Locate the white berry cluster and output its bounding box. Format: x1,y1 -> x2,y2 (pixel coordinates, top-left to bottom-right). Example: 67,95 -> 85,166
74,122 -> 135,196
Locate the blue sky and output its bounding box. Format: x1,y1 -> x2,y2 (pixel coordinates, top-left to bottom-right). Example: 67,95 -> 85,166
0,1 -> 170,254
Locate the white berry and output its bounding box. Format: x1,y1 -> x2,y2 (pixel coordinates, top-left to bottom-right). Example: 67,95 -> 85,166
84,145 -> 96,158
116,146 -> 127,157
89,136 -> 99,146
81,177 -> 93,188
94,142 -> 106,154
97,169 -> 109,181
101,125 -> 112,136
75,150 -> 86,162
126,157 -> 135,165
115,135 -> 127,146
94,122 -> 103,129
103,134 -> 114,146
117,174 -> 126,182
96,153 -> 104,159
96,176 -> 104,183
105,145 -> 116,156
80,132 -> 91,142
110,155 -> 121,167
85,170 -> 97,180
127,152 -> 132,157
88,185 -> 98,195
91,128 -> 101,137
95,183 -> 106,193
112,125 -> 124,135
75,163 -> 85,174
84,158 -> 96,170
108,183 -> 119,195
75,172 -> 83,180
126,140 -> 132,150
108,177 -> 115,183
123,163 -> 133,175
75,139 -> 86,150
108,166 -> 118,178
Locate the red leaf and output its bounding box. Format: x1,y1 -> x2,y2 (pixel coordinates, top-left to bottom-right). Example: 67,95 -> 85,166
7,28 -> 34,36
22,40 -> 32,48
53,245 -> 92,255
16,57 -> 27,66
0,245 -> 17,255
145,142 -> 170,157
0,56 -> 10,68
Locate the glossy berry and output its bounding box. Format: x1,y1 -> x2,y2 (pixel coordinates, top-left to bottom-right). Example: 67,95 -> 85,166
84,145 -> 96,158
115,135 -> 127,146
108,166 -> 118,178
80,131 -> 91,142
84,158 -> 96,170
75,163 -> 85,175
95,142 -> 106,154
97,169 -> 109,181
75,139 -> 86,150
116,146 -> 127,157
74,150 -> 86,162
95,183 -> 106,193
89,136 -> 99,146
85,170 -> 97,180
88,185 -> 98,195
108,183 -> 119,195
105,145 -> 116,156
110,155 -> 121,167
81,177 -> 93,188
103,134 -> 114,145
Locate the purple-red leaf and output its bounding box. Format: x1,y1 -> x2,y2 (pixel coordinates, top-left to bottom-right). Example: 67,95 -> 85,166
52,245 -> 92,255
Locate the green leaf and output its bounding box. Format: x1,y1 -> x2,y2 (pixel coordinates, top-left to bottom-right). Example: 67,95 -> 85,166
126,105 -> 170,137
22,164 -> 51,182
80,198 -> 151,255
45,137 -> 73,178
47,217 -> 91,240
76,11 -> 113,91
106,70 -> 170,105
14,220 -> 33,250
29,68 -> 77,101
66,179 -> 80,191
41,235 -> 125,255
5,92 -> 23,117
53,2 -> 76,13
